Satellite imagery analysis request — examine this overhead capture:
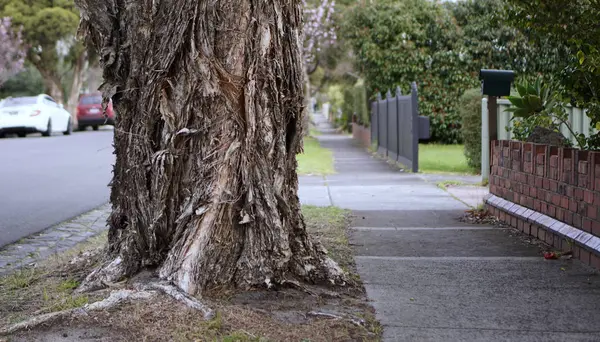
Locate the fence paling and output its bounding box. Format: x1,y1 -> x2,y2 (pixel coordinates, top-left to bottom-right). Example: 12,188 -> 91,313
371,83 -> 419,172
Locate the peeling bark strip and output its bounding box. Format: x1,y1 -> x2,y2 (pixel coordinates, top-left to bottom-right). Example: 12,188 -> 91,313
74,0 -> 345,295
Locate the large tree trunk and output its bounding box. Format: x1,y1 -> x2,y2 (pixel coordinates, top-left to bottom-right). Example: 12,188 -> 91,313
75,0 -> 345,296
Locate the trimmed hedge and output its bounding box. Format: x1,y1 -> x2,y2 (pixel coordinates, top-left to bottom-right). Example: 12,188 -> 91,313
459,88 -> 483,170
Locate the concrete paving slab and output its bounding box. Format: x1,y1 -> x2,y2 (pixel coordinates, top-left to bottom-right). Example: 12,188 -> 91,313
309,113 -> 600,341
446,186 -> 490,208
356,258 -> 600,332
298,185 -> 331,207
351,210 -> 472,228
350,227 -> 541,257
383,327 -> 600,342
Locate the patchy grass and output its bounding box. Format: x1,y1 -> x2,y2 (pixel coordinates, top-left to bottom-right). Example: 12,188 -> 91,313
2,207 -> 381,342
419,144 -> 476,174
0,232 -> 107,328
297,137 -> 335,176
436,180 -> 467,190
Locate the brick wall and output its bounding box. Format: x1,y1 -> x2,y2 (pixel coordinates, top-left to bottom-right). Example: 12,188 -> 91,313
351,122 -> 371,149
489,140 -> 600,268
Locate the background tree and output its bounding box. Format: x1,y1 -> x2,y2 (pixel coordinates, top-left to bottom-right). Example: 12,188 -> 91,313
74,0 -> 345,295
343,0 -> 469,143
0,0 -> 89,122
506,0 -> 600,148
0,17 -> 25,87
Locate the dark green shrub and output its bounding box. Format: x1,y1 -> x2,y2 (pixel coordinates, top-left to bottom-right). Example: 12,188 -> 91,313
459,88 -> 482,170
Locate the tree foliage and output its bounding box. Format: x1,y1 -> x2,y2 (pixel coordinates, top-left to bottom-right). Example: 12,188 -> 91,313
506,0 -> 600,149
0,0 -> 83,102
340,0 -> 575,144
0,16 -> 25,86
342,0 -> 473,143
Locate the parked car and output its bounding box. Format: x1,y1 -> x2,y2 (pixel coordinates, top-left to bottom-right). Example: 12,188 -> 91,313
76,93 -> 115,131
0,95 -> 73,138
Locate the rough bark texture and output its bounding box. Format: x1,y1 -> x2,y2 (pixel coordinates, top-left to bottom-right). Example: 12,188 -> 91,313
75,0 -> 345,295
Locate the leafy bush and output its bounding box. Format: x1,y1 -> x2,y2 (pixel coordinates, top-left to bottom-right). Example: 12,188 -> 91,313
505,77 -> 583,148
459,88 -> 483,170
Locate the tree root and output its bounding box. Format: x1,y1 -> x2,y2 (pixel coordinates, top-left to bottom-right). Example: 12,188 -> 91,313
307,311 -> 366,327
282,279 -> 341,299
1,281 -> 215,336
136,281 -> 215,320
0,289 -> 155,336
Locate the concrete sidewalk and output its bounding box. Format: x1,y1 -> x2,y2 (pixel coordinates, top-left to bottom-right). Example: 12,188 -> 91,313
300,114 -> 600,342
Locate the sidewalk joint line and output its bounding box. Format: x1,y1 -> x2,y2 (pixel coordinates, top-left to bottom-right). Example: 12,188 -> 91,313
354,256 -> 541,261
350,227 -> 497,231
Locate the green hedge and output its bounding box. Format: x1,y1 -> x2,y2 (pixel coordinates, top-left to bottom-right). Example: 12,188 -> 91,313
459,88 -> 482,170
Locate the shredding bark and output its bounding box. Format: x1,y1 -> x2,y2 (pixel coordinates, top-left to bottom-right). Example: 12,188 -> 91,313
73,0 -> 346,296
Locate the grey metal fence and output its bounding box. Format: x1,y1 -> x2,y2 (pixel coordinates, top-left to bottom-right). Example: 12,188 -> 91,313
370,82 -> 428,173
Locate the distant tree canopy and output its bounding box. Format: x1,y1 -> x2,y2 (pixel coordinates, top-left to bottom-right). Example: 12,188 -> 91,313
0,0 -> 83,102
341,0 -> 573,143
506,0 -> 600,147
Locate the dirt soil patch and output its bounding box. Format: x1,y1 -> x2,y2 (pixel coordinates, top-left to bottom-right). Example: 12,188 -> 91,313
1,207 -> 381,342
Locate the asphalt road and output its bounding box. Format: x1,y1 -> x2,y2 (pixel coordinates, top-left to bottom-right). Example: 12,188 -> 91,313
0,129 -> 114,248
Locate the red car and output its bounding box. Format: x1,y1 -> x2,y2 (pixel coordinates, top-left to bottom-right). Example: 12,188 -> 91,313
76,93 -> 115,131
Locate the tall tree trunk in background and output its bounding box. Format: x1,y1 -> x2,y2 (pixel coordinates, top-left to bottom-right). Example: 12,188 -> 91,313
39,69 -> 64,104
303,69 -> 312,136
67,51 -> 87,127
75,0 -> 345,295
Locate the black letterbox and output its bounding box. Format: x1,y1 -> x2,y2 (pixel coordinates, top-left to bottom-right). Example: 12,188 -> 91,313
479,69 -> 515,97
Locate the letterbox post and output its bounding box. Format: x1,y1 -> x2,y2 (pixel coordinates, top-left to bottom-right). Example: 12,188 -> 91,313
479,69 -> 515,179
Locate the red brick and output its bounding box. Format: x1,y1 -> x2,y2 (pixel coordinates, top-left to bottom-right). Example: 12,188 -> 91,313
511,216 -> 517,227
560,196 -> 569,209
588,205 -> 598,220
534,199 -> 541,211
543,179 -> 550,190
530,187 -> 537,198
535,176 -> 543,188
583,190 -> 600,204
596,164 -> 600,178
536,153 -> 545,165
550,180 -> 558,193
545,231 -> 554,245
556,208 -> 565,221
575,187 -> 584,201
579,160 -> 589,174
541,202 -> 548,215
538,228 -> 546,241
566,186 -> 574,197
517,219 -> 524,231
523,223 -> 531,235
551,194 -> 561,206
550,155 -> 558,167
548,205 -> 556,217
563,158 -> 572,171
573,214 -> 583,228
592,221 -> 600,238
596,178 -> 600,192
530,225 -> 539,237
569,199 -> 578,212
583,218 -> 593,232
581,248 -> 591,265
564,211 -> 573,225
591,254 -> 600,270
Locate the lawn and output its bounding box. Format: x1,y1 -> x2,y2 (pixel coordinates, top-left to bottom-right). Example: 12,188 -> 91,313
418,144 -> 476,174
296,136 -> 335,175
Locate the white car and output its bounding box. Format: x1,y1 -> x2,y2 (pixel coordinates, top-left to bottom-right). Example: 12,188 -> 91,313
0,94 -> 73,138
